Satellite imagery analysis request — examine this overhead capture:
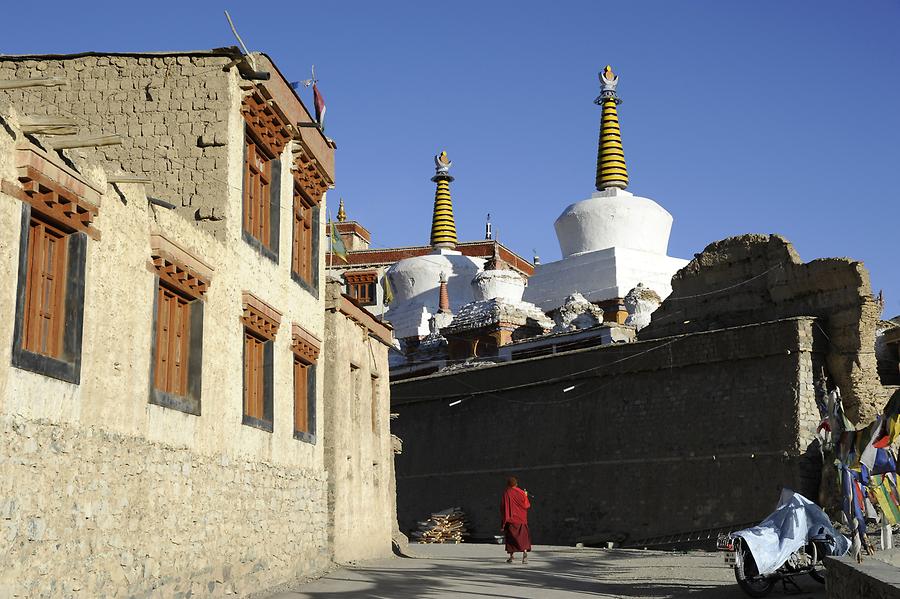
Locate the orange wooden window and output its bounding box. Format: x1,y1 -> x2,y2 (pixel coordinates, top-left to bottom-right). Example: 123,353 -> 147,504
294,357 -> 310,433
22,216 -> 69,358
154,284 -> 191,396
349,282 -> 376,305
244,134 -> 272,246
243,330 -> 267,421
291,187 -> 315,283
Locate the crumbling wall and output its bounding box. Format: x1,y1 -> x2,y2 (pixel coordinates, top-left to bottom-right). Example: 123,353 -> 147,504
641,234 -> 885,425
0,53 -> 233,235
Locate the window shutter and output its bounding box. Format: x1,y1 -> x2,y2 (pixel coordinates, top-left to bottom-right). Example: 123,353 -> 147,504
62,231 -> 87,372
268,158 -> 281,258
241,127 -> 248,219
311,206 -> 320,293
306,364 -> 317,441
187,301 -> 204,405
263,339 -> 275,423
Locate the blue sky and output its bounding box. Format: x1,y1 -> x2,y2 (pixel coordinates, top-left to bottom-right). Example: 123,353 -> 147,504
5,1 -> 899,315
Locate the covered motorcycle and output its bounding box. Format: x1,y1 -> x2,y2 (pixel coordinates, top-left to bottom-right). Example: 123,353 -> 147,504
718,489 -> 850,597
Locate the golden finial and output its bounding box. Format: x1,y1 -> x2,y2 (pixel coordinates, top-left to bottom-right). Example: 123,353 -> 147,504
337,198 -> 346,222
430,151 -> 457,248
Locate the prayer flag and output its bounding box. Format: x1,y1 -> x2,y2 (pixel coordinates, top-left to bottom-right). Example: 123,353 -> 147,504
330,221 -> 348,263
382,273 -> 394,305
872,475 -> 900,525
313,83 -> 326,130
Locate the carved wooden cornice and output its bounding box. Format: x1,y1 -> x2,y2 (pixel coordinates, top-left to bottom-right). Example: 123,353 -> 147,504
344,270 -> 377,285
291,323 -> 321,364
292,145 -> 329,203
241,292 -> 282,340
3,164 -> 101,239
149,235 -> 213,300
241,90 -> 292,157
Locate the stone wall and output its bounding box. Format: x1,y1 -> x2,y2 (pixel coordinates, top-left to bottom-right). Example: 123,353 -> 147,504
641,234 -> 885,425
825,554 -> 900,599
0,415 -> 328,598
391,317 -> 825,546
0,52 -> 335,597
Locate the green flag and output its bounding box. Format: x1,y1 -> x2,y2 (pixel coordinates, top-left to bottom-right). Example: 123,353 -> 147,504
330,221 -> 348,263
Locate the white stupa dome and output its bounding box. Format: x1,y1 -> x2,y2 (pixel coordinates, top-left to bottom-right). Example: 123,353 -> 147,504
554,187 -> 674,258
385,248 -> 485,338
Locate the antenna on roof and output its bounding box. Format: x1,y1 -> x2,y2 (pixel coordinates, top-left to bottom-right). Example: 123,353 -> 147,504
224,11 -> 257,70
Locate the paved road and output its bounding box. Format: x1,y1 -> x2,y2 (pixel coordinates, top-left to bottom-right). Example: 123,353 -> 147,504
269,544 -> 827,598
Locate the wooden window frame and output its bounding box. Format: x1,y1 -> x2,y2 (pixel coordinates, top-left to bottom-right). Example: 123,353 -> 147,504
291,184 -> 319,292
147,238 -> 210,415
241,91 -> 289,264
11,204 -> 87,384
344,271 -> 378,306
291,324 -> 320,443
241,293 -> 281,432
243,133 -> 273,246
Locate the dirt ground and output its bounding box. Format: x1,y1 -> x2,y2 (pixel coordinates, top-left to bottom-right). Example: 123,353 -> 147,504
268,543 -> 827,598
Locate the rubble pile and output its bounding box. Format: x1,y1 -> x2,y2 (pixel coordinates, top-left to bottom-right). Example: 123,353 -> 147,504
412,507 -> 470,543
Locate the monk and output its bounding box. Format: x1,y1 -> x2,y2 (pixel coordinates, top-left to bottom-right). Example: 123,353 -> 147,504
500,476 -> 532,563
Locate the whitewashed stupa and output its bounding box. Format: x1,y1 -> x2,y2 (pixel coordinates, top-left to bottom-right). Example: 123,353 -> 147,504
384,152 -> 486,339
524,66 -> 688,319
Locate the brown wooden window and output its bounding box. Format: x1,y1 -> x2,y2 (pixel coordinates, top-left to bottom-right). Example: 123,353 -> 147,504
292,324 -> 320,443
9,153 -> 97,385
291,185 -> 316,286
22,216 -> 69,358
147,237 -> 210,415
345,271 -> 378,306
153,286 -> 191,397
294,357 -> 310,433
241,91 -> 289,262
244,331 -> 268,424
243,134 -> 272,246
241,293 -> 281,432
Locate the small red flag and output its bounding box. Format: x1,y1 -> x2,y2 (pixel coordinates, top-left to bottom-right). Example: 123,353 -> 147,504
313,83 -> 326,130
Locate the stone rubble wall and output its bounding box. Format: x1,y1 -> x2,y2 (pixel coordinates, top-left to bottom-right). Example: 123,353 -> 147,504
0,54 -> 233,235
641,234 -> 885,426
0,414 -> 329,598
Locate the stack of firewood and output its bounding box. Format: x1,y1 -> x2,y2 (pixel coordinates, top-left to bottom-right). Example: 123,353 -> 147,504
411,507 -> 469,544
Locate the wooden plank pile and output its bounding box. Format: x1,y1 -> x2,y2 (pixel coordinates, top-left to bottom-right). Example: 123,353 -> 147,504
412,507 -> 469,544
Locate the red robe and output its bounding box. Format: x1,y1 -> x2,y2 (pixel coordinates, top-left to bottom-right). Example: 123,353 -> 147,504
501,487 -> 532,552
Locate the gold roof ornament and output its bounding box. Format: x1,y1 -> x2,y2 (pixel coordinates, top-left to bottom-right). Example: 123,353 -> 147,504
594,64 -> 628,191
336,198 -> 346,222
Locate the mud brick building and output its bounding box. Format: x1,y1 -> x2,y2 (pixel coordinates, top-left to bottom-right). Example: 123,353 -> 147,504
0,49 -> 392,598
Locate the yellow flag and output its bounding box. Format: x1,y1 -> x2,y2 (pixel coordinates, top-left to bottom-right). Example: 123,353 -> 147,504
330,221 -> 348,263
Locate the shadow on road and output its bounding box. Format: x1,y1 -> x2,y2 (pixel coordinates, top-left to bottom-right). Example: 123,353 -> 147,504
274,546 -> 826,598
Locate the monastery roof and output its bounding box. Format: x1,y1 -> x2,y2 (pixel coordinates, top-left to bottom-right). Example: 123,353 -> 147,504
328,240 -> 534,276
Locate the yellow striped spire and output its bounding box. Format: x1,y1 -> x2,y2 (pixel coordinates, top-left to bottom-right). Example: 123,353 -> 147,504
594,65 -> 628,191
430,151 -> 458,248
